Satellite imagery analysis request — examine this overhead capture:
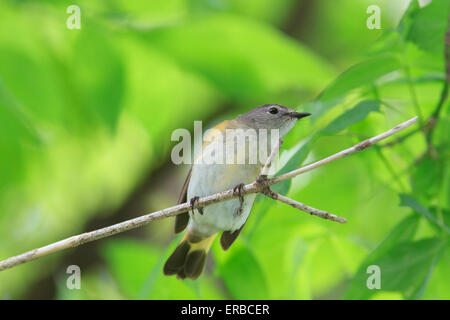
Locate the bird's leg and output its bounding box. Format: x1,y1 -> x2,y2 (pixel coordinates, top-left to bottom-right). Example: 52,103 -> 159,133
233,183 -> 245,216
190,196 -> 203,215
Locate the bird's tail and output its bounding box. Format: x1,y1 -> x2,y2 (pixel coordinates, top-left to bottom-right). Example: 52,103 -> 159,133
163,232 -> 216,280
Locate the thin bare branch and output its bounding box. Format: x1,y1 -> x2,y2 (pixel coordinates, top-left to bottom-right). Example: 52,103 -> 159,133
256,137 -> 346,223
263,190 -> 347,223
380,126 -> 421,148
269,116 -> 418,185
0,116 -> 418,272
260,138 -> 283,177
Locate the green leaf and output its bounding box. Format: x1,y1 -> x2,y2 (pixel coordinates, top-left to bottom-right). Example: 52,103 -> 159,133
218,245 -> 269,299
411,155 -> 444,202
272,136 -> 315,195
409,246 -> 443,300
346,237 -> 445,300
396,0 -> 419,39
364,29 -> 404,57
322,100 -> 380,134
422,244 -> 450,299
399,194 -> 450,234
406,0 -> 450,55
318,56 -> 401,101
345,214 -> 420,299
380,238 -> 445,299
365,214 -> 420,263
430,208 -> 450,231
302,98 -> 343,123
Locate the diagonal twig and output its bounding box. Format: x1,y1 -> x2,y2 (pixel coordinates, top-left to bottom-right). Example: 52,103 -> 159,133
269,116 -> 418,185
0,116 -> 418,272
256,137 -> 347,222
259,138 -> 283,177
263,191 -> 347,223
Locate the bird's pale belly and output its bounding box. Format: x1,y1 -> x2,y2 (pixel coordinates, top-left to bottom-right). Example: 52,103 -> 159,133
187,162 -> 260,237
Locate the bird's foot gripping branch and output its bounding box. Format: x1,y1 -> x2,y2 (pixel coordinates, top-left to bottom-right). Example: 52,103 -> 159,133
0,116 -> 418,272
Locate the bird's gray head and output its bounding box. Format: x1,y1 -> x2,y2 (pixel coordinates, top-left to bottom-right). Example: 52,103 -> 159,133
235,104 -> 311,137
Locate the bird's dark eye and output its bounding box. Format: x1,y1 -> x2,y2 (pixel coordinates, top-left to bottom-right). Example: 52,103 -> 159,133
269,107 -> 278,114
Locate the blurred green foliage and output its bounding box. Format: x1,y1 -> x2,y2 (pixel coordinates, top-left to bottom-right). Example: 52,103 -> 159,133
0,0 -> 449,300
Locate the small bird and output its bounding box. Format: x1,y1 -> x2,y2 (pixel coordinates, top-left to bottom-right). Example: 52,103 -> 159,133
163,104 -> 311,279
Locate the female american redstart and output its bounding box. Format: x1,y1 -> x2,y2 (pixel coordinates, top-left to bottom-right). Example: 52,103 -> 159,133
163,104 -> 311,279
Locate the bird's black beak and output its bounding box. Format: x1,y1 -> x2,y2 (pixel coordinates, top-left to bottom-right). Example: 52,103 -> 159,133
287,112 -> 311,119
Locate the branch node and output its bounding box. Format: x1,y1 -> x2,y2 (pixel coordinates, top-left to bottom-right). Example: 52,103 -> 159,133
355,139 -> 371,151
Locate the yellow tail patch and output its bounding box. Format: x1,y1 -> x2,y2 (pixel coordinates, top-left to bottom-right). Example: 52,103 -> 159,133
164,233 -> 217,279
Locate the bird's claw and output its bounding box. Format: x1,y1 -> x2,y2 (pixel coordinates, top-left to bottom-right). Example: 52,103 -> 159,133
190,196 -> 203,215
233,183 -> 245,216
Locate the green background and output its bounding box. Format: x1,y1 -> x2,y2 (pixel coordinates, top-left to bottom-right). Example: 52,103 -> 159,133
0,0 -> 449,299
